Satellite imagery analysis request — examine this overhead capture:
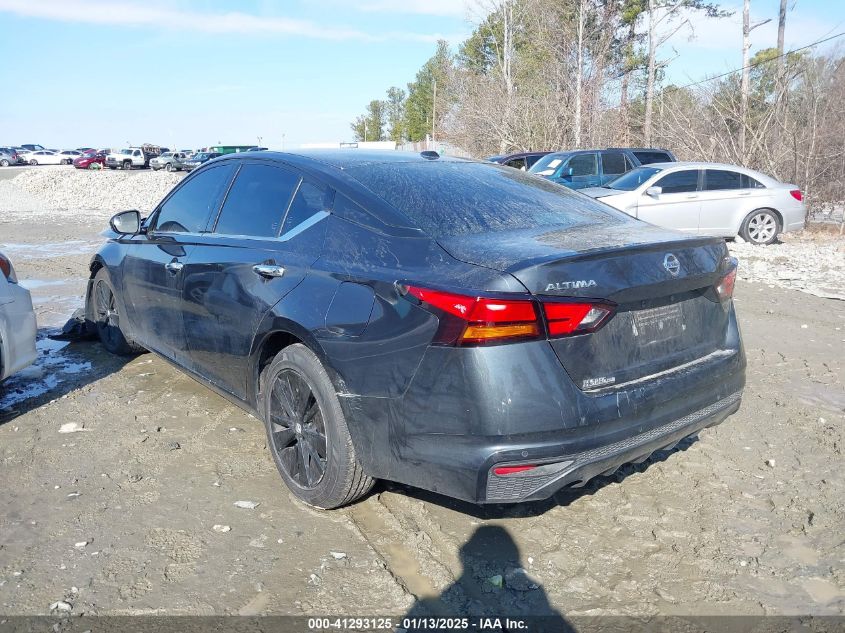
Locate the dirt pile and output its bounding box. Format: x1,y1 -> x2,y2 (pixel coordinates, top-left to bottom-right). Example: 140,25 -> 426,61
5,168 -> 183,214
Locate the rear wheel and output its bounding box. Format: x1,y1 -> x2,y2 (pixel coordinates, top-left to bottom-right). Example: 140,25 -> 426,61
92,270 -> 144,355
29,159 -> 38,166
740,209 -> 779,245
259,344 -> 373,509
0,159 -> 8,167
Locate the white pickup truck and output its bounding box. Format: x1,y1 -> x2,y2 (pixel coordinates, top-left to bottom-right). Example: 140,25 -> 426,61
105,146 -> 161,170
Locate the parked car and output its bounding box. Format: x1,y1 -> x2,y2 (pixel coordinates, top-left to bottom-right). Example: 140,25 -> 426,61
0,251 -> 37,381
19,144 -> 46,152
106,146 -> 161,170
57,150 -> 83,164
487,151 -> 551,170
180,152 -> 221,171
247,146 -> 269,152
528,147 -> 677,189
85,151 -> 745,508
73,150 -> 108,170
149,152 -> 190,172
25,150 -> 65,166
580,162 -> 805,245
0,147 -> 23,166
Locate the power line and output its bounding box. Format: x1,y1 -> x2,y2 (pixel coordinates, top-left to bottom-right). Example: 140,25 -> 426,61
671,31 -> 845,91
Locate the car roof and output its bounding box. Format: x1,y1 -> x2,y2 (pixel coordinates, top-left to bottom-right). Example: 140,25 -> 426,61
630,161 -> 780,184
217,150 -> 472,170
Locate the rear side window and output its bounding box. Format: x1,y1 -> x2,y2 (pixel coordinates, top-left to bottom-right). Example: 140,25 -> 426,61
633,150 -> 673,165
742,174 -> 765,188
345,161 -> 624,238
704,169 -> 742,190
214,163 -> 300,237
654,169 -> 699,194
282,180 -> 332,235
601,152 -> 626,176
154,163 -> 236,233
567,153 -> 598,177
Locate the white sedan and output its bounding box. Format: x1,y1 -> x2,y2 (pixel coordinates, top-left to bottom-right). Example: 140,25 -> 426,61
25,150 -> 65,166
0,251 -> 37,381
581,162 -> 806,245
57,150 -> 83,164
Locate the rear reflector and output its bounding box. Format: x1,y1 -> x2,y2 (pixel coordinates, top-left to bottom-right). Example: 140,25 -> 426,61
790,189 -> 803,202
544,302 -> 613,337
493,465 -> 537,476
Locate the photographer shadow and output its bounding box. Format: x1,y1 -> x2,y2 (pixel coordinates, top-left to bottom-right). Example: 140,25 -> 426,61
399,525 -> 574,633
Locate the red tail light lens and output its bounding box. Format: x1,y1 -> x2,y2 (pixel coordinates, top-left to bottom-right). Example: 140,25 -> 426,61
405,285 -> 540,345
790,190 -> 803,202
544,302 -> 614,337
716,267 -> 737,301
0,253 -> 17,283
493,465 -> 538,476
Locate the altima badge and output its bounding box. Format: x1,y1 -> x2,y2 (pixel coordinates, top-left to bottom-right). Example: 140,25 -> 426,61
663,253 -> 681,276
545,280 -> 597,292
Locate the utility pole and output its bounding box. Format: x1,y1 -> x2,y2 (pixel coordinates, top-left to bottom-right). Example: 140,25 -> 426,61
431,78 -> 437,146
739,0 -> 770,163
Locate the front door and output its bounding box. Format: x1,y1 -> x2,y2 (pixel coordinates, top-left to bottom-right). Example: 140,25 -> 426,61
555,153 -> 599,189
181,162 -> 331,399
121,163 -> 236,362
636,169 -> 702,234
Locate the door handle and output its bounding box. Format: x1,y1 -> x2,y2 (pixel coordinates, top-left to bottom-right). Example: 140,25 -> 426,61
686,194 -> 698,199
738,191 -> 751,196
165,261 -> 183,274
252,264 -> 285,278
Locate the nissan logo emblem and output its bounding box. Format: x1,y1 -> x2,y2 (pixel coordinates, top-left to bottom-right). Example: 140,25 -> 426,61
663,253 -> 681,276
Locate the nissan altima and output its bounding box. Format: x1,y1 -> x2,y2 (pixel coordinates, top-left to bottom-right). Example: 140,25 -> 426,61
84,151 -> 745,508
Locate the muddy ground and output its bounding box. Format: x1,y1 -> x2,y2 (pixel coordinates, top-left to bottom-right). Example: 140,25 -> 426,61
0,214 -> 843,619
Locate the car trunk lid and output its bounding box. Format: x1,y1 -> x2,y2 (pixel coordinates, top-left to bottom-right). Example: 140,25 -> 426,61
437,221 -> 734,390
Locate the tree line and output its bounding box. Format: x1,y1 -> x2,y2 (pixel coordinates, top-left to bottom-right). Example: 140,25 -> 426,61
350,0 -> 844,213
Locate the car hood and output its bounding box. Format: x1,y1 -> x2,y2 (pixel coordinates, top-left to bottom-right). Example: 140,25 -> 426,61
579,187 -> 620,198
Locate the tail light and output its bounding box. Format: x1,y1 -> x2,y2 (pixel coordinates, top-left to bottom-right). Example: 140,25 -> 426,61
715,258 -> 738,301
403,284 -> 615,346
0,253 -> 18,283
789,190 -> 802,202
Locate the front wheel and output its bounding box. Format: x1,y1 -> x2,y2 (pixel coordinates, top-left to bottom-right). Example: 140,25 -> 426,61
122,161 -> 132,171
740,209 -> 779,245
92,270 -> 144,355
259,344 -> 373,509
29,159 -> 38,166
164,162 -> 173,172
0,159 -> 9,167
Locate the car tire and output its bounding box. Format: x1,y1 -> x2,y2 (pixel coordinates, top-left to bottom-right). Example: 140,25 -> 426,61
259,343 -> 374,509
740,209 -> 779,245
0,159 -> 9,167
88,163 -> 97,170
30,159 -> 38,166
164,163 -> 173,172
92,269 -> 144,356
122,161 -> 132,171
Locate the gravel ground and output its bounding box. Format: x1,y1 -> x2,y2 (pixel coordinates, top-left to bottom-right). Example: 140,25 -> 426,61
0,172 -> 843,619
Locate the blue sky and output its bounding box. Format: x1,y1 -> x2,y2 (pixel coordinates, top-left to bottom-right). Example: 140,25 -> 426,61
0,0 -> 841,150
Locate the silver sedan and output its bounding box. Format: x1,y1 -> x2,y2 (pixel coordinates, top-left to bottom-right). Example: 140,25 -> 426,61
581,162 -> 806,245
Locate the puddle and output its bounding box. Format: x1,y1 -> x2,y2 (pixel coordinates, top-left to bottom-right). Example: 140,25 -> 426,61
0,335 -> 92,415
0,240 -> 101,259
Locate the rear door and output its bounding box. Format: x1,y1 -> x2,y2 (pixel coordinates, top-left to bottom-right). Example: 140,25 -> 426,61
698,169 -> 766,237
181,162 -> 331,398
121,163 -> 237,362
635,168 -> 702,233
599,151 -> 627,185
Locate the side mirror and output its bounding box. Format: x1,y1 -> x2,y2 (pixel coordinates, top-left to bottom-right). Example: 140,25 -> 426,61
110,210 -> 141,235
645,186 -> 662,198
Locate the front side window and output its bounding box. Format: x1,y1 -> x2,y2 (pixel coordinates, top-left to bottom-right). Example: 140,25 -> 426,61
654,170 -> 699,194
566,153 -> 598,177
213,163 -> 300,237
282,180 -> 332,235
704,169 -> 742,191
154,164 -> 236,234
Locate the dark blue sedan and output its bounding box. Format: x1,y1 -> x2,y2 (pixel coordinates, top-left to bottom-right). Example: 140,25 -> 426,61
85,151 -> 744,508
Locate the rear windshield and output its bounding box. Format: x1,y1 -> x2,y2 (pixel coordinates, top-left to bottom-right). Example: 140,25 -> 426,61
345,161 -> 624,238
632,150 -> 673,165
